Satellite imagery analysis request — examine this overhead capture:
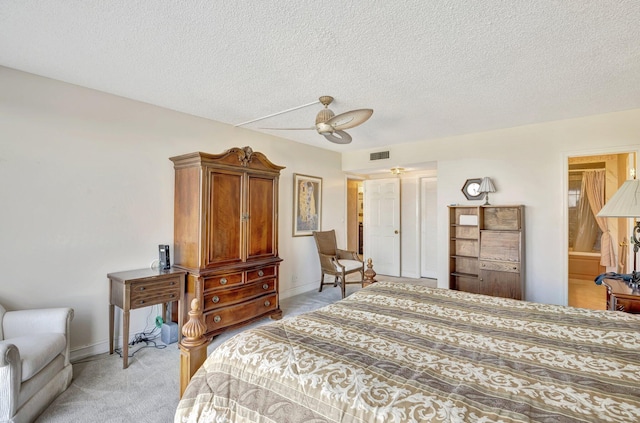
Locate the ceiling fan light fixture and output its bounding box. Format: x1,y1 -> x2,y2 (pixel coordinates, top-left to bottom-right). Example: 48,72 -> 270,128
316,122 -> 334,134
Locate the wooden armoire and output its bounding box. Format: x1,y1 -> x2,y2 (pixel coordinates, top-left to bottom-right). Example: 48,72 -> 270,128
170,147 -> 284,338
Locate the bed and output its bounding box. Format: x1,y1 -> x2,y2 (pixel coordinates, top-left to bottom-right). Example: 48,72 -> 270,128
175,281 -> 640,422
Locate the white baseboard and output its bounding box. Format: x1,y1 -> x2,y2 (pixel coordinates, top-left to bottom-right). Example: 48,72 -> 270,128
280,282 -> 317,299
70,340 -> 112,362
70,323 -> 165,362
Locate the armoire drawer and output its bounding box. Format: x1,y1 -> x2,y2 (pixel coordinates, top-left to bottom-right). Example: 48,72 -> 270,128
203,272 -> 243,291
129,280 -> 181,309
203,279 -> 276,311
247,266 -> 276,282
204,294 -> 277,331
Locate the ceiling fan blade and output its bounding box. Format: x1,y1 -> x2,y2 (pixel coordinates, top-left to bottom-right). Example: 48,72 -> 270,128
259,126 -> 315,130
326,109 -> 373,130
323,130 -> 352,144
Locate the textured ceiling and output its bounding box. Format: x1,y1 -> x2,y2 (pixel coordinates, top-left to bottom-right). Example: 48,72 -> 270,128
1,1 -> 639,153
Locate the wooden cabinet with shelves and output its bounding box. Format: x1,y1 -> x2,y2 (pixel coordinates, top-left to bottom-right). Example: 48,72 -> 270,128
170,147 -> 284,339
449,205 -> 525,300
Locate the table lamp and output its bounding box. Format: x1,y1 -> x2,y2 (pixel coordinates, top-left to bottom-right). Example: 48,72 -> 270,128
478,177 -> 496,205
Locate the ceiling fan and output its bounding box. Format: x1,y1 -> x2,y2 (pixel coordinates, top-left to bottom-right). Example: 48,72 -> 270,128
262,96 -> 373,144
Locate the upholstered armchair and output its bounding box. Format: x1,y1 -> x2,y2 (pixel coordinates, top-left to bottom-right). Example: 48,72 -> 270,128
313,230 -> 364,298
0,304 -> 73,423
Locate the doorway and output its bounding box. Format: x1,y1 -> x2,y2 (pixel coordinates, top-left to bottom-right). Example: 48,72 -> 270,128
566,152 -> 634,309
346,178 -> 363,256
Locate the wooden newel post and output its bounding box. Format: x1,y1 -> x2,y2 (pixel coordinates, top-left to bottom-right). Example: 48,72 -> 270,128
179,298 -> 208,397
363,258 -> 377,287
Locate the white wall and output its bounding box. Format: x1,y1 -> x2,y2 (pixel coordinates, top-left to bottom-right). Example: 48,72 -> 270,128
343,109 -> 640,306
0,67 -> 346,359
5,65 -> 640,357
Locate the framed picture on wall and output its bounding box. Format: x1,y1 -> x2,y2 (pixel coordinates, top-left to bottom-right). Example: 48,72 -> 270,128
293,173 -> 322,237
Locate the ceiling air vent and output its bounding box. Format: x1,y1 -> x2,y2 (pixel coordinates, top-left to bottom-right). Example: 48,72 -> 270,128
370,151 -> 390,161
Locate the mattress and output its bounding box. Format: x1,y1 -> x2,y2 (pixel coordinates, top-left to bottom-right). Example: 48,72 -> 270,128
176,281 -> 640,422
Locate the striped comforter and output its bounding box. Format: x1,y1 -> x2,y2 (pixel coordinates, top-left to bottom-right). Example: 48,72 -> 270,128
175,281 -> 640,422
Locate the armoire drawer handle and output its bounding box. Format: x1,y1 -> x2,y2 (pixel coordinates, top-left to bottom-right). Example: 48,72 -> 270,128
138,300 -> 145,305
220,278 -> 227,285
264,300 -> 271,307
169,294 -> 175,298
258,270 -> 264,277
212,296 -> 220,303
262,284 -> 269,290
213,315 -> 221,323
138,287 -> 145,291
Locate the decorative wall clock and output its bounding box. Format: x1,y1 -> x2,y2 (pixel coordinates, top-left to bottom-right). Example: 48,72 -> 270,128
461,178 -> 485,201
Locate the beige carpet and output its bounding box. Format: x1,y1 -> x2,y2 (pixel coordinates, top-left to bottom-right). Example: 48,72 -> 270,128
36,278 -> 435,422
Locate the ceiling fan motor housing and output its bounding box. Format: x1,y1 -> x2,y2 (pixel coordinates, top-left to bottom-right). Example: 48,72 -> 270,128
315,108 -> 335,125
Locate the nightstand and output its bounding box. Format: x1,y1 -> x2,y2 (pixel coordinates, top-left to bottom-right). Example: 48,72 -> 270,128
108,267 -> 186,368
602,278 -> 640,314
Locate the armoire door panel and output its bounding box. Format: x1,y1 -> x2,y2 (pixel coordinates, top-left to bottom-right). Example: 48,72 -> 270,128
173,166 -> 201,269
206,170 -> 243,266
246,175 -> 276,259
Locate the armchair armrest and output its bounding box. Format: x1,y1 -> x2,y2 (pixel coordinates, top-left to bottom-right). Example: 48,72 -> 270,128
0,341 -> 21,420
2,308 -> 73,339
2,307 -> 73,367
0,341 -> 20,368
318,253 -> 339,270
336,249 -> 362,262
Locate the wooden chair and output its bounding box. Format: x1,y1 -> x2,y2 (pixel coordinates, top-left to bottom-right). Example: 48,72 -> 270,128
313,230 -> 364,298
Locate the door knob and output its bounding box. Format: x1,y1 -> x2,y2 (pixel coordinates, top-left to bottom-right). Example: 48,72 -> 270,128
394,230 -> 399,234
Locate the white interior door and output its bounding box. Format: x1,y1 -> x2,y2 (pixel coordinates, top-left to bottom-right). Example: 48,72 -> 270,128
364,178 -> 401,276
420,177 -> 438,278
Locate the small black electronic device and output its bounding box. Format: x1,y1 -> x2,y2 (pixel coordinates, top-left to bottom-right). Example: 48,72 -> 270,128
159,244 -> 170,270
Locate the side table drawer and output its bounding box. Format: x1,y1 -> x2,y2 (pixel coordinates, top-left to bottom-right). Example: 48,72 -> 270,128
204,294 -> 277,331
203,279 -> 276,311
130,280 -> 181,309
614,297 -> 640,314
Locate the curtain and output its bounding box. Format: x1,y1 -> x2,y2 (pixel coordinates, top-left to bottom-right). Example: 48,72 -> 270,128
573,176 -> 599,252
583,170 -> 616,267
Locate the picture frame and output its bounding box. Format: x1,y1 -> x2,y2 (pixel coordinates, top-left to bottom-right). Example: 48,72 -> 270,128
293,173 -> 322,237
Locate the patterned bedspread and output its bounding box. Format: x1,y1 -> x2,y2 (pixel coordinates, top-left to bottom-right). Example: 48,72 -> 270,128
175,281 -> 640,422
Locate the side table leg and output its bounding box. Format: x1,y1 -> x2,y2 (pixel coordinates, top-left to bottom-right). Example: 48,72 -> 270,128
123,310 -> 130,369
109,304 -> 114,354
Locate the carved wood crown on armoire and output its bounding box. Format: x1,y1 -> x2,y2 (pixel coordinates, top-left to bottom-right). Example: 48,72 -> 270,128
170,146 -> 285,338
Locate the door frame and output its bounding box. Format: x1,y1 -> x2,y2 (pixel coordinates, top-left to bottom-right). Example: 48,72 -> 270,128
345,176 -> 365,254
420,176 -> 438,278
562,146 -> 638,306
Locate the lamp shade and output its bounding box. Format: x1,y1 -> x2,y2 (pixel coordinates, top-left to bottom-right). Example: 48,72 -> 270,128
478,177 -> 496,193
597,179 -> 640,217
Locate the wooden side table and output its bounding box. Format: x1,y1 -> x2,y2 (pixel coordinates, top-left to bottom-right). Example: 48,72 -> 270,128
602,278 -> 640,314
108,267 -> 186,368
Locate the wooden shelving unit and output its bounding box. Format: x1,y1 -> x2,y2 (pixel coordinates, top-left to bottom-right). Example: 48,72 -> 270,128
449,205 -> 525,300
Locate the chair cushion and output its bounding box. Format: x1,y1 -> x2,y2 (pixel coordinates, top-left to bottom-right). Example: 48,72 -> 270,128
335,259 -> 363,272
9,333 -> 66,381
